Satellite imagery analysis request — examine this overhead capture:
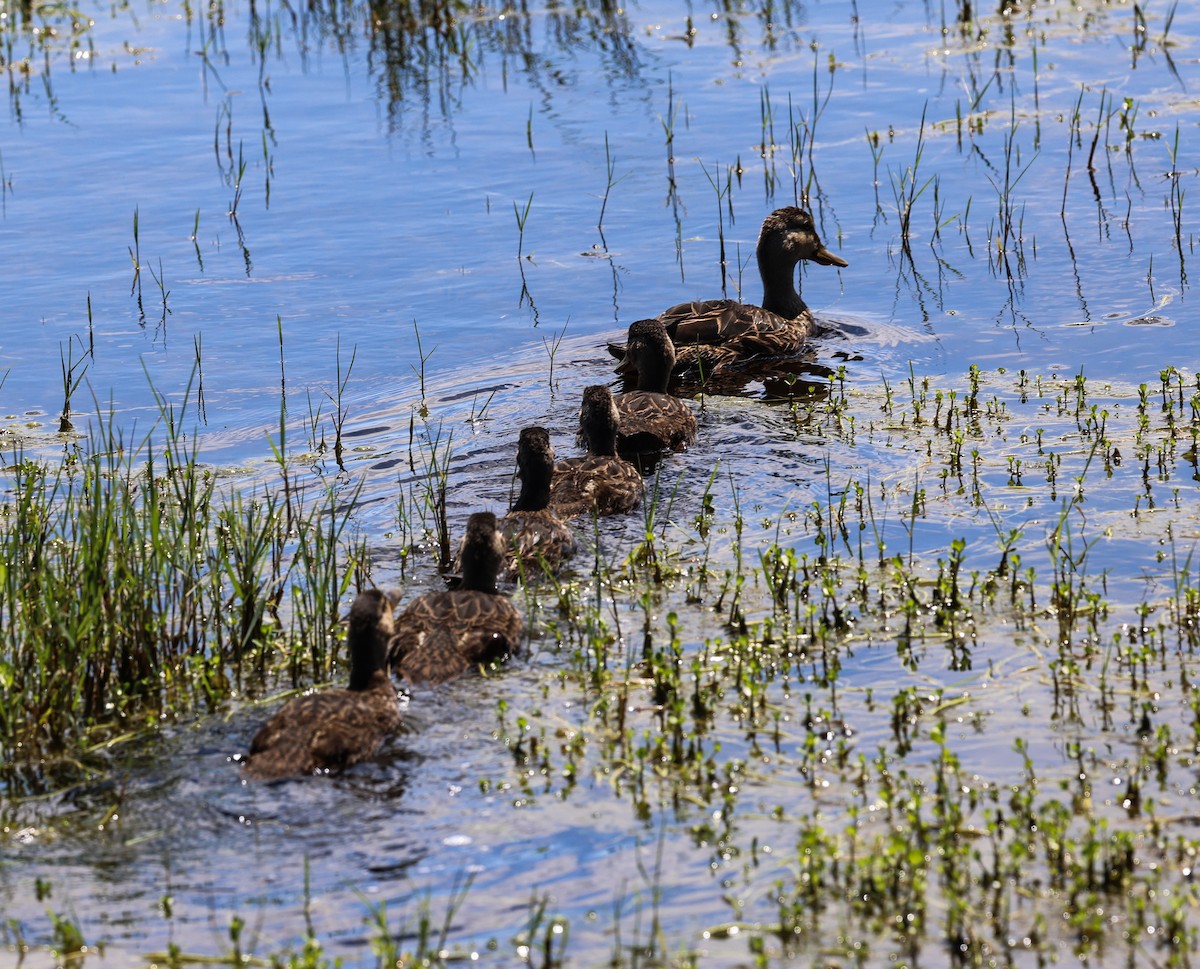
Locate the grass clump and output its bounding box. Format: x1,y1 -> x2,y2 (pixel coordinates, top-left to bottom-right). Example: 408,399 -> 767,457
0,388 -> 368,795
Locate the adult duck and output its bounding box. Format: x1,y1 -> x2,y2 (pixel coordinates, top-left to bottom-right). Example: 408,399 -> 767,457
608,318 -> 698,453
551,385 -> 643,519
390,512 -> 525,685
241,589 -> 406,780
498,427 -> 578,579
611,207 -> 847,377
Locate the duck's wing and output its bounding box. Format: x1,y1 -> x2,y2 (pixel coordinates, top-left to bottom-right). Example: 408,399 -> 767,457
392,593 -> 524,685
615,392 -> 698,453
660,299 -> 801,346
308,676 -> 405,769
500,509 -> 578,579
608,301 -> 788,364
551,456 -> 643,518
723,322 -> 810,358
396,626 -> 470,686
389,593 -> 442,672
244,692 -> 330,779
611,311 -> 805,379
668,321 -> 808,380
446,592 -> 525,666
670,344 -> 741,380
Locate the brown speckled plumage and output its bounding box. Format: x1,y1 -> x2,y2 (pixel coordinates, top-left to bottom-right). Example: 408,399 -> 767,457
390,512 -> 525,686
242,589 -> 405,780
552,386 -> 643,519
610,319 -> 698,453
610,207 -> 847,377
499,427 -> 577,579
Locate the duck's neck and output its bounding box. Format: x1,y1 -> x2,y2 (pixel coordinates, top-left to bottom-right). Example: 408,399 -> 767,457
636,348 -> 674,394
512,464 -> 552,512
348,635 -> 388,691
584,421 -> 619,457
758,245 -> 808,320
460,551 -> 501,594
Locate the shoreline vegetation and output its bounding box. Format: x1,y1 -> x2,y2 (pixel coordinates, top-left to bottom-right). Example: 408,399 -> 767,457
4,361 -> 1200,966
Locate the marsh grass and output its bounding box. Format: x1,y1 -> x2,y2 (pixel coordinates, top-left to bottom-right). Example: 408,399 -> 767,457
512,193 -> 541,324
595,131 -> 625,246
396,414 -> 455,571
410,319 -> 435,414
56,335 -> 89,433
327,335 -> 357,471
0,376 -> 369,794
475,362 -> 1200,966
7,358 -> 1200,965
148,257 -> 171,328
541,320 -> 568,397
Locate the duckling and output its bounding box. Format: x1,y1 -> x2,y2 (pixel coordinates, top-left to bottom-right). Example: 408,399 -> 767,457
551,385 -> 643,518
242,589 -> 405,780
390,512 -> 525,685
499,427 -> 578,579
610,318 -> 698,453
610,207 -> 847,376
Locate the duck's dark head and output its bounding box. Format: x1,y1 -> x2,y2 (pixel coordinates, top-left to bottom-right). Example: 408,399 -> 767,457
759,206 -> 848,270
513,426 -> 555,512
458,511 -> 506,593
347,588 -> 397,689
577,385 -> 621,457
623,318 -> 676,393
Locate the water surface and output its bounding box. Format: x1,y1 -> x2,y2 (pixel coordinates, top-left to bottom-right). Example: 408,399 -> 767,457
2,0 -> 1199,965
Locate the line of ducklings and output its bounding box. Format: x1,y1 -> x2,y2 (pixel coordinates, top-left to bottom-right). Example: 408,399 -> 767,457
241,206 -> 846,781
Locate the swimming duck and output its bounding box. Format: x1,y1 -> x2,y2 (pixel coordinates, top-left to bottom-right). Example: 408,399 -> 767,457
609,318 -> 698,453
611,207 -> 847,376
499,427 -> 578,579
390,512 -> 525,685
551,385 -> 643,518
242,589 -> 405,780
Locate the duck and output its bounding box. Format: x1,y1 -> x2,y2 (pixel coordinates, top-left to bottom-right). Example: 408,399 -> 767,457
498,427 -> 578,579
242,589 -> 406,780
610,207 -> 847,377
390,512 -> 525,685
608,318 -> 698,453
550,385 -> 644,519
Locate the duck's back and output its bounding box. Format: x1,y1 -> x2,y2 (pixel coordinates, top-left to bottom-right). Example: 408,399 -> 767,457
500,509 -> 577,579
667,298 -> 811,345
550,455 -> 643,519
243,673 -> 403,780
614,391 -> 698,453
659,299 -> 798,346
392,590 -> 524,685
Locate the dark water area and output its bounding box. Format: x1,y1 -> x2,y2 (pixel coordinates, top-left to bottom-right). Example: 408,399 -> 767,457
2,0 -> 1199,965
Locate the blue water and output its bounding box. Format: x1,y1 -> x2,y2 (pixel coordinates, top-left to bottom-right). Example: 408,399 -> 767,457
3,0 -> 1191,460
2,0 -> 1198,965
